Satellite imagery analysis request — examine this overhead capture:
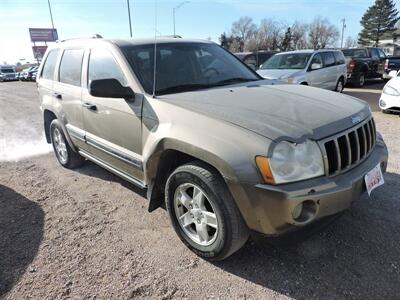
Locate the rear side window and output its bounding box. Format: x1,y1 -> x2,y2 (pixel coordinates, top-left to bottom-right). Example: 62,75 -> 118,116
334,51 -> 345,65
88,48 -> 126,85
370,48 -> 379,59
59,49 -> 84,86
41,49 -> 59,80
322,52 -> 336,67
377,49 -> 386,59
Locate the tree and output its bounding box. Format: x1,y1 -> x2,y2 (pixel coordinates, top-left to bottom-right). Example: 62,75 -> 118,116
281,27 -> 292,51
358,0 -> 399,46
231,16 -> 257,51
345,36 -> 358,48
308,17 -> 339,49
291,21 -> 308,50
219,33 -> 244,52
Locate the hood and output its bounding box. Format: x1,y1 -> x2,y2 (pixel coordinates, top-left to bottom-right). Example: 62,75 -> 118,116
160,83 -> 370,142
257,69 -> 303,80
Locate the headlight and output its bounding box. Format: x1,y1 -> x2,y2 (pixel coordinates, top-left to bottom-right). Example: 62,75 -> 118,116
256,140 -> 324,184
383,85 -> 400,96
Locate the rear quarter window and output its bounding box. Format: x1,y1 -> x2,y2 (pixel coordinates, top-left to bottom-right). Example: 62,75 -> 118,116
59,49 -> 84,86
41,49 -> 59,80
334,51 -> 346,65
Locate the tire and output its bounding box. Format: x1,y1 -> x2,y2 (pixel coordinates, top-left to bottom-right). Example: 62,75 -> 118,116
50,120 -> 85,169
353,72 -> 365,87
165,162 -> 249,261
335,78 -> 344,93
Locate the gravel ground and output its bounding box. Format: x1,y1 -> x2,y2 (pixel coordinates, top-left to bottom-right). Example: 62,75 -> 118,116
0,81 -> 399,299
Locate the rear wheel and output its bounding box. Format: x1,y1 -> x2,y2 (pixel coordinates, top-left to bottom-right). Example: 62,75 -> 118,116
335,78 -> 344,93
353,73 -> 365,87
165,163 -> 249,261
50,120 -> 85,169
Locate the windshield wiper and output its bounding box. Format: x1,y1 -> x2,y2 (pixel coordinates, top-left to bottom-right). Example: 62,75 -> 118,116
156,83 -> 212,95
212,77 -> 258,86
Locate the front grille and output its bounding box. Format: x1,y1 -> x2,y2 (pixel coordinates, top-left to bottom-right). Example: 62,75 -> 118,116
320,117 -> 376,176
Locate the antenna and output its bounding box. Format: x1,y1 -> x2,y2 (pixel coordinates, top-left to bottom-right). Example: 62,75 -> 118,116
152,0 -> 158,98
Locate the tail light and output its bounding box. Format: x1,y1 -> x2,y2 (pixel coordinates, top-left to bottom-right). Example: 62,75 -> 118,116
384,59 -> 389,70
348,60 -> 356,70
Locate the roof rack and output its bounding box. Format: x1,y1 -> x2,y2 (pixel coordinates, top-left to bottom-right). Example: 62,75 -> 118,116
57,34 -> 103,43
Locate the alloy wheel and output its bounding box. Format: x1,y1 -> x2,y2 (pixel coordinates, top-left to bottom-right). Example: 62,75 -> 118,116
53,128 -> 68,164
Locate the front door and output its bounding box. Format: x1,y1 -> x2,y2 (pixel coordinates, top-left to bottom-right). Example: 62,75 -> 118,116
81,47 -> 144,182
307,53 -> 326,88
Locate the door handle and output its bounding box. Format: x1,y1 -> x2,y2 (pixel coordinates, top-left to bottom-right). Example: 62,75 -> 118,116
53,93 -> 62,100
82,102 -> 97,111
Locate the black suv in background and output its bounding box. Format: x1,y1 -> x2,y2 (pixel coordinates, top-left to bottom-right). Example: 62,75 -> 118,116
235,51 -> 277,70
342,47 -> 386,87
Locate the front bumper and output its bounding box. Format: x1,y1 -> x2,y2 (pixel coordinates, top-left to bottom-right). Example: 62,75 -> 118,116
379,93 -> 400,111
228,135 -> 388,235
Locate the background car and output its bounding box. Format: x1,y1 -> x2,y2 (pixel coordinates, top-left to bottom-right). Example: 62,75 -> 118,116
0,65 -> 17,81
383,55 -> 400,81
257,49 -> 347,92
235,51 -> 277,70
342,47 -> 386,87
379,70 -> 400,113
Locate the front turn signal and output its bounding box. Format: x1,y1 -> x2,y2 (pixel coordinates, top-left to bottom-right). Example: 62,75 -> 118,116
255,156 -> 275,184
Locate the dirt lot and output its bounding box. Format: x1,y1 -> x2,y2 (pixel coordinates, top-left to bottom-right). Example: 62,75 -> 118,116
1,81 -> 399,299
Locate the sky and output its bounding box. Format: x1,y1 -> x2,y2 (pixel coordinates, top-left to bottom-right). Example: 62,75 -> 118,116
0,0 -> 398,64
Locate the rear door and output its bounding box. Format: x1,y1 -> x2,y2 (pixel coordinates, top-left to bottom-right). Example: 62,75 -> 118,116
37,49 -> 60,111
321,52 -> 337,90
52,48 -> 86,149
368,48 -> 380,77
81,46 -> 144,182
377,48 -> 387,76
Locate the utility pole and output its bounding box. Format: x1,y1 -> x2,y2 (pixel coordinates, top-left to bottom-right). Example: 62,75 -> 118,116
173,1 -> 189,36
340,18 -> 346,48
127,0 -> 133,38
47,0 -> 55,29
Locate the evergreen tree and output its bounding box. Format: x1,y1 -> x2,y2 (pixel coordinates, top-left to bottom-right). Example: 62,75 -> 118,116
358,0 -> 399,46
281,27 -> 292,51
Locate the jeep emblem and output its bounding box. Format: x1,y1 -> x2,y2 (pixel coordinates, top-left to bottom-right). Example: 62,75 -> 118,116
351,115 -> 362,124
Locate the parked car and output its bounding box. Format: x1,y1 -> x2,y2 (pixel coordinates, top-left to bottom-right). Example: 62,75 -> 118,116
257,49 -> 347,92
379,70 -> 400,113
235,51 -> 277,70
37,37 -> 388,260
383,56 -> 400,80
23,66 -> 38,81
0,65 -> 17,81
342,47 -> 386,87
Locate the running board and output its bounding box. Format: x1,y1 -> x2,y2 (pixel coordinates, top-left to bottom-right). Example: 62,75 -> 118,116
79,150 -> 147,189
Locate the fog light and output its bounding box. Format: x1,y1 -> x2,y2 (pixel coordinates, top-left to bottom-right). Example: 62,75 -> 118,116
292,203 -> 303,219
379,99 -> 386,107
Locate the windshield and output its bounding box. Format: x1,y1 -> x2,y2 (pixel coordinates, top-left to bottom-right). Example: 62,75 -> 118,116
1,68 -> 14,73
122,42 -> 259,95
342,49 -> 368,58
260,53 -> 312,70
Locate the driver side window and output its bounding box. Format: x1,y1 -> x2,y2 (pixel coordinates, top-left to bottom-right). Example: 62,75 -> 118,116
88,48 -> 127,86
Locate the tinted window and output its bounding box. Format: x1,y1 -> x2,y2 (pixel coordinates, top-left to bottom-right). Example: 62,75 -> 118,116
377,49 -> 386,59
59,49 -> 84,86
261,53 -> 312,70
88,48 -> 126,85
42,49 -> 59,80
123,43 -> 258,95
342,49 -> 368,58
334,51 -> 345,65
322,52 -> 335,67
370,48 -> 379,59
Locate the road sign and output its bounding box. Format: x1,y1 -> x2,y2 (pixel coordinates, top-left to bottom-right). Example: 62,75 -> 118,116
32,46 -> 48,60
29,28 -> 58,42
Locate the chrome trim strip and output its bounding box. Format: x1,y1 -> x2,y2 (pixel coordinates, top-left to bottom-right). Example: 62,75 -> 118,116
66,124 -> 85,140
86,136 -> 143,170
79,149 -> 146,188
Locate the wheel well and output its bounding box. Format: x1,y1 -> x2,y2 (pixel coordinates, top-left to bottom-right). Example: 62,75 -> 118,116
44,110 -> 57,143
147,149 -> 221,212
300,82 -> 308,85
338,75 -> 344,82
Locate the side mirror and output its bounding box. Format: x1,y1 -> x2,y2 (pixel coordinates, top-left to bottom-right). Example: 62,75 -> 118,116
89,78 -> 134,100
311,63 -> 322,70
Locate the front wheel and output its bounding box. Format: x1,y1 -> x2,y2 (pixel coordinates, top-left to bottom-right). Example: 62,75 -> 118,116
165,163 -> 249,261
